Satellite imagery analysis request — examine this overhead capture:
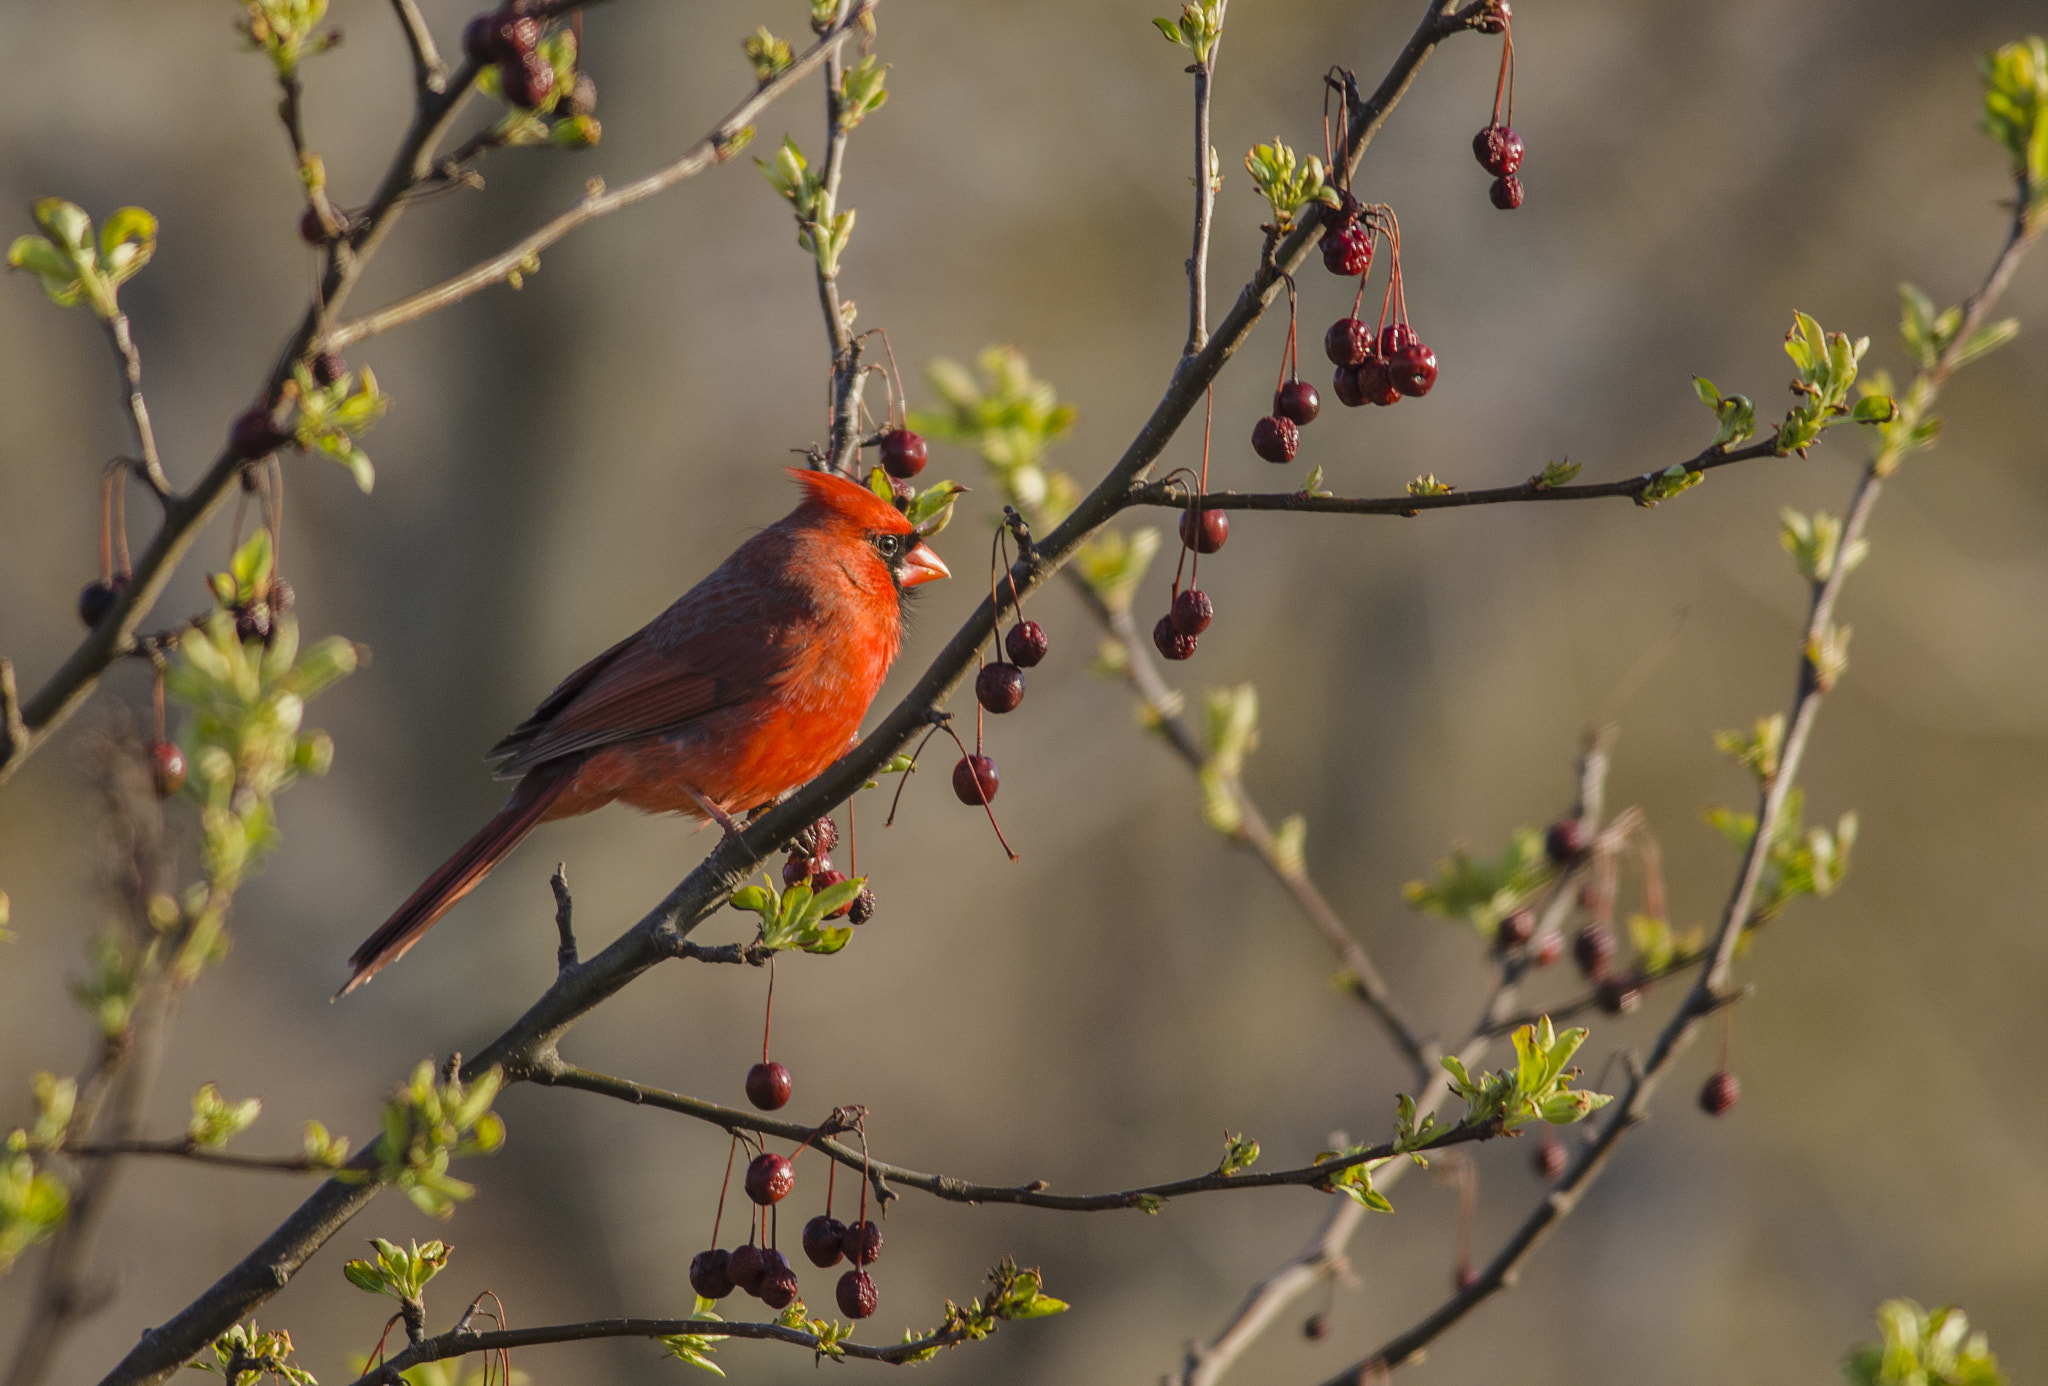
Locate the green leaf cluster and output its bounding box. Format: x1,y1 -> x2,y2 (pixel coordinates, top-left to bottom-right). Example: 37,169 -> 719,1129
906,1259 -> 1068,1361
1534,458 -> 1581,489
7,199 -> 155,319
1442,1018 -> 1612,1133
912,349 -> 1079,516
343,1238 -> 450,1305
370,1063 -> 506,1218
301,1121 -> 351,1170
1714,713 -> 1786,785
868,470 -> 966,538
1625,914 -> 1701,975
1402,826 -> 1554,942
742,27 -> 793,84
1309,1142 -> 1395,1212
190,1322 -> 316,1386
234,0 -> 335,75
1244,138 -> 1333,233
1407,474 -> 1453,497
657,1300 -> 730,1376
729,873 -> 864,955
1846,1299 -> 2005,1386
1690,376 -> 1756,452
757,137 -> 855,277
0,1149 -> 68,1274
1153,2 -> 1225,63
1194,685 -> 1258,834
1706,788 -> 1856,931
1780,509 -> 1868,586
187,1084 -> 262,1149
1775,312 -> 1882,457
837,56 -> 889,130
1980,37 -> 2048,226
289,358 -> 391,494
72,931 -> 149,1038
1215,1131 -> 1260,1176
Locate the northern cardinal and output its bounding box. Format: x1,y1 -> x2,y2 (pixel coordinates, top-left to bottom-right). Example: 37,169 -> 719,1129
339,468 -> 949,995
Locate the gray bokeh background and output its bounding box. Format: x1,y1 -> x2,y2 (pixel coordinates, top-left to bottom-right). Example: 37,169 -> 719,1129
3,2 -> 2046,1384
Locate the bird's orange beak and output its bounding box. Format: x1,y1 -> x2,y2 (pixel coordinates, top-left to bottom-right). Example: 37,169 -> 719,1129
900,539 -> 950,588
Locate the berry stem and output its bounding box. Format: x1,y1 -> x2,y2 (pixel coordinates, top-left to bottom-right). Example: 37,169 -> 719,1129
883,721 -> 949,827
761,958 -> 776,1064
710,1134 -> 739,1247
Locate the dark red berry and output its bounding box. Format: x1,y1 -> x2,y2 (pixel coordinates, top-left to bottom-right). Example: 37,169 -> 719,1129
502,49 -> 555,108
842,1219 -> 882,1266
298,206 -> 326,245
1321,222 -> 1373,277
879,428 -> 928,479
1303,1313 -> 1330,1341
1531,931 -> 1564,968
1532,1136 -> 1567,1180
728,1244 -> 767,1297
745,1061 -> 792,1111
151,741 -> 186,798
310,352 -> 346,387
229,407 -> 287,460
1275,380 -> 1320,426
1475,0 -> 1511,34
462,13 -> 504,62
1378,323 -> 1419,359
952,754 -> 998,805
689,1249 -> 734,1300
1006,620 -> 1048,668
1472,123 -> 1524,176
1152,614 -> 1197,661
1332,363 -> 1367,408
1490,173 -> 1524,210
1358,355 -> 1402,407
782,855 -> 816,888
234,603 -> 273,647
976,661 -> 1025,714
847,884 -> 876,925
809,868 -> 851,916
836,1269 -> 877,1319
1251,415 -> 1299,464
759,1262 -> 800,1310
794,816 -> 839,857
744,1152 -> 795,1205
1495,908 -> 1536,952
494,12 -> 541,57
78,577 -> 124,628
802,1215 -> 846,1268
1324,317 -> 1373,368
1572,922 -> 1616,980
1699,1069 -> 1740,1116
1545,818 -> 1591,864
1179,508 -> 1229,554
1390,342 -> 1438,397
1596,976 -> 1642,1015
1169,588 -> 1213,636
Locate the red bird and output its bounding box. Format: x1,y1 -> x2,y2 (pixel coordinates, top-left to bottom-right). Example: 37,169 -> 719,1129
339,468 -> 949,995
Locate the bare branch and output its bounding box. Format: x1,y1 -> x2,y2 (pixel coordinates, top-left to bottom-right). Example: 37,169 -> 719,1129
1182,3 -> 1227,356
389,0 -> 448,98
100,316 -> 168,496
59,1143 -> 331,1175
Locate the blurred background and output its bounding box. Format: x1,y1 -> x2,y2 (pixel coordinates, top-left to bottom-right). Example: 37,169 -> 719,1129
3,1 -> 2045,1384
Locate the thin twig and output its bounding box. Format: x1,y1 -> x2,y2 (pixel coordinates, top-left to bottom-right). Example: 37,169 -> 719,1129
1183,4 -> 1227,357
389,0 -> 448,97
59,1143 -> 332,1175
549,865 -> 577,970
100,317 -> 168,496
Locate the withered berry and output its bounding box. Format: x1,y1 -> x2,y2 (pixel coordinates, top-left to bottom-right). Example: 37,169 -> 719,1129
976,661 -> 1025,714
1170,588 -> 1213,636
1006,620 -> 1048,668
1251,415 -> 1299,464
802,1215 -> 846,1268
836,1269 -> 877,1319
688,1249 -> 734,1300
1152,614 -> 1197,661
744,1152 -> 795,1205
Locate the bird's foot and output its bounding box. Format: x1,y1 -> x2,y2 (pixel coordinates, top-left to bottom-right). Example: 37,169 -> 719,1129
683,784 -> 744,839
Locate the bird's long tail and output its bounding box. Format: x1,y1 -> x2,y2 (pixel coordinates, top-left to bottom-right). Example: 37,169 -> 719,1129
338,772 -> 567,997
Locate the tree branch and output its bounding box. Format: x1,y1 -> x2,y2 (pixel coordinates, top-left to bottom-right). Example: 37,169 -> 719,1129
1182,4 -> 1227,357
100,316 -> 168,497
388,0 -> 448,98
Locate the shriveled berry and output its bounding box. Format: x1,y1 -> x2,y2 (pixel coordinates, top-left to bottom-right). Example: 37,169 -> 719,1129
847,884 -> 876,925
494,12 -> 541,57
1324,317 -> 1373,368
1390,341 -> 1438,397
1321,221 -> 1373,277
1532,1135 -> 1567,1180
1490,173 -> 1524,210
803,1216 -> 847,1268
298,206 -> 327,245
1303,1313 -> 1330,1341
1495,908 -> 1536,952
744,1152 -> 795,1205
1531,931 -> 1564,967
952,754 -> 998,805
1251,415 -> 1299,464
745,1061 -> 792,1111
462,13 -> 505,62
1596,976 -> 1642,1015
689,1249 -> 734,1300
842,1219 -> 882,1266
782,855 -> 816,889
810,868 -> 851,916
836,1269 -> 877,1319
728,1244 -> 767,1297
976,661 -> 1025,714
1545,817 -> 1591,864
235,602 -> 273,647
879,428 -> 928,479
1357,355 -> 1402,407
1472,123 -> 1524,176
759,1262 -> 800,1310
229,407 -> 287,460
502,49 -> 555,108
1699,1069 -> 1740,1116
1572,922 -> 1616,980
1475,0 -> 1511,34
1170,588 -> 1213,636
1006,620 -> 1048,668
1179,508 -> 1228,554
1332,363 -> 1367,408
1378,323 -> 1419,359
310,351 -> 346,387
78,577 -> 124,628
1275,380 -> 1321,426
1152,614 -> 1197,661
794,816 -> 839,857
151,741 -> 186,798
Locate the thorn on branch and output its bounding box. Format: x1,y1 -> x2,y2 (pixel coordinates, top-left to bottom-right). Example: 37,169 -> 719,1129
551,864 -> 577,970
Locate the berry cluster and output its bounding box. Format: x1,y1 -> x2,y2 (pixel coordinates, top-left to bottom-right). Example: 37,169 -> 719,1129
689,1131 -> 884,1321
778,814 -> 871,927
1321,206 -> 1436,411
464,8 -> 554,109
1471,4 -> 1525,210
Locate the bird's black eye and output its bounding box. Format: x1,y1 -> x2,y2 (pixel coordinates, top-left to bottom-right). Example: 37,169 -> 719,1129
873,532 -> 904,560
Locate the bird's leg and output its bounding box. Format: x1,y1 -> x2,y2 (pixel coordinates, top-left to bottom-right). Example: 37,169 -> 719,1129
682,784 -> 744,838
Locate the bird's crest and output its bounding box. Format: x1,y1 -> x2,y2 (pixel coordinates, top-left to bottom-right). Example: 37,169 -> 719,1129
787,466 -> 914,534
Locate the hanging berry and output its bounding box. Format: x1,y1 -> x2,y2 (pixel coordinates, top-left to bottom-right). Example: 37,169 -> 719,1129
1472,6 -> 1525,210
